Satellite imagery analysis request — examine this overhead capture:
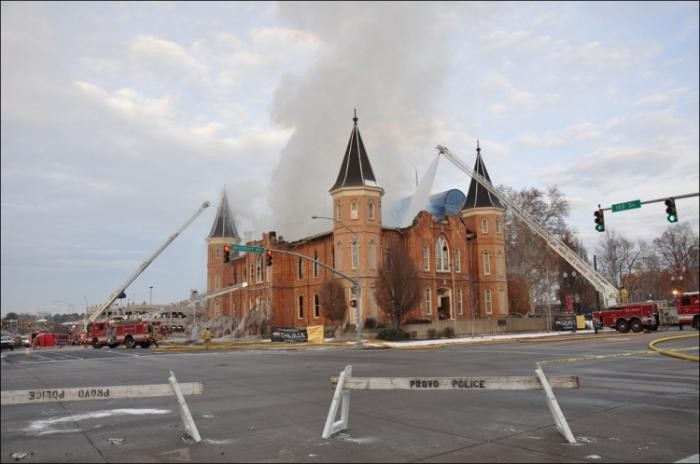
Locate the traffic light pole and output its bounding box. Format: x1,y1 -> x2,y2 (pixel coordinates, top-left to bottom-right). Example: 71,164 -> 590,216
599,192 -> 699,212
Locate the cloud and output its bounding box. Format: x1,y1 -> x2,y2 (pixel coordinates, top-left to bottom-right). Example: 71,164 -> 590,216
480,72 -> 536,113
129,34 -> 209,80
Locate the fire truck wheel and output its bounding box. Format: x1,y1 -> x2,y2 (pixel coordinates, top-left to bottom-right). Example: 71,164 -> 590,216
91,339 -> 101,349
124,336 -> 136,349
630,319 -> 643,333
616,319 -> 630,333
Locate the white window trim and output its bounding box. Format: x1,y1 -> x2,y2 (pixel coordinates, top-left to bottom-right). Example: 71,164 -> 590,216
495,219 -> 501,234
350,201 -> 358,219
425,288 -> 432,315
436,237 -> 450,272
351,241 -> 359,270
457,289 -> 463,315
423,245 -> 430,271
481,218 -> 488,234
485,289 -> 493,314
455,248 -> 461,273
368,202 -> 375,220
483,250 -> 491,275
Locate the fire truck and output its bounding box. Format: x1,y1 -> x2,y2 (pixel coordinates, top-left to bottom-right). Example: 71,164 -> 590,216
593,291 -> 699,333
85,319 -> 152,349
675,291 -> 700,329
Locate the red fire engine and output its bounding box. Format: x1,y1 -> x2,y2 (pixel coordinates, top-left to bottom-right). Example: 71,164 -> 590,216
593,291 -> 699,333
675,291 -> 700,329
85,319 -> 152,349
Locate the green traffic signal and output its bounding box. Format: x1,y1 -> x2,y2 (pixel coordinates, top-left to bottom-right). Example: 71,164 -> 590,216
665,199 -> 678,223
594,209 -> 605,232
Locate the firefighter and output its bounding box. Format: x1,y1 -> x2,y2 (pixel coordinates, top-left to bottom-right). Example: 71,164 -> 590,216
203,327 -> 212,350
149,323 -> 159,348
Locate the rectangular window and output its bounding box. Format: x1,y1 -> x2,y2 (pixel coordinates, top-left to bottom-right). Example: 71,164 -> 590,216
483,251 -> 491,275
298,295 -> 304,319
313,251 -> 319,278
485,289 -> 492,314
314,294 -> 320,318
351,241 -> 359,270
368,202 -> 375,220
457,289 -> 463,315
298,257 -> 304,279
336,202 -> 341,220
351,201 -> 358,219
455,248 -> 461,273
481,218 -> 488,234
256,255 -> 263,283
423,245 -> 429,271
495,219 -> 501,234
425,288 -> 432,315
369,241 -> 377,270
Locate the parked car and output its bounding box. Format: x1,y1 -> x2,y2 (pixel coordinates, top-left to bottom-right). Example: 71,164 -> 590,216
1,335 -> 15,351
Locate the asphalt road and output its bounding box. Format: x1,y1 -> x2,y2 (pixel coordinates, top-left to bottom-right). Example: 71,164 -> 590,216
1,333 -> 698,463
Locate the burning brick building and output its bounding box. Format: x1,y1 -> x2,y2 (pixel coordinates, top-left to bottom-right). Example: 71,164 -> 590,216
207,114 -> 507,329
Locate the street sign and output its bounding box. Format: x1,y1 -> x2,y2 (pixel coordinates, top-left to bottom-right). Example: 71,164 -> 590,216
230,244 -> 265,254
611,200 -> 641,213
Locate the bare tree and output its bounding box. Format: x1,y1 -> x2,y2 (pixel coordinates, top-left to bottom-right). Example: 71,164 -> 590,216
501,185 -> 571,312
653,222 -> 700,291
375,241 -> 422,330
320,278 -> 347,334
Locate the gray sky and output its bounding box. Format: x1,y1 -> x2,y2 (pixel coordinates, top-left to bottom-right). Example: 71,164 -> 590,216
2,2 -> 698,316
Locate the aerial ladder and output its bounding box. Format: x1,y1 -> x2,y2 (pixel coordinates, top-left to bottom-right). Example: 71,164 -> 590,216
87,201 -> 211,324
436,145 -> 620,307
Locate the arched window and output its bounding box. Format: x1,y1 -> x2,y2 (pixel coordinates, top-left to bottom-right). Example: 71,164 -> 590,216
435,237 -> 450,272
297,257 -> 304,279
455,248 -> 461,273
483,250 -> 491,275
485,289 -> 493,314
351,201 -> 358,219
423,245 -> 430,271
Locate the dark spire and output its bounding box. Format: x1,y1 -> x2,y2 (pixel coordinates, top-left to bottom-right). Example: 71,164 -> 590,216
330,110 -> 379,191
462,142 -> 504,210
208,190 -> 240,239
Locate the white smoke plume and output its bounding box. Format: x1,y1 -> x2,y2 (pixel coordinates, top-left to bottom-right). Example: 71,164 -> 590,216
269,3 -> 461,239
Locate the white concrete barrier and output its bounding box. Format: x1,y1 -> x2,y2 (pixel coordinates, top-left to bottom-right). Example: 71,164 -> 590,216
323,365 -> 579,444
1,370 -> 202,443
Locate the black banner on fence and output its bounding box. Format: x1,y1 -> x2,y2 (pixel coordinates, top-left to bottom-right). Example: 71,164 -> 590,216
271,326 -> 308,343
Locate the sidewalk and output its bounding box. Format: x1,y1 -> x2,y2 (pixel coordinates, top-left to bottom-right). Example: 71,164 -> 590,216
153,328 -> 624,352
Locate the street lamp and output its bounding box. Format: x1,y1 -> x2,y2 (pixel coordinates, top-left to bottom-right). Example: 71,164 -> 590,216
149,286 -> 153,305
311,215 -> 362,347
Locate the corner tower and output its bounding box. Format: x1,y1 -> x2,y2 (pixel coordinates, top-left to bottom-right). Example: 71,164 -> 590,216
461,142 -> 508,319
206,189 -> 241,318
329,111 -> 384,325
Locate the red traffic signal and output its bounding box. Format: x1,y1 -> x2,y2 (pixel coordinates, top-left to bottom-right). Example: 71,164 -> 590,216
224,245 -> 231,263
266,250 -> 273,266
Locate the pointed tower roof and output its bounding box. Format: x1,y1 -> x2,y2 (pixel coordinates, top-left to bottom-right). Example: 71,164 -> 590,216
330,110 -> 379,192
208,190 -> 240,239
462,141 -> 504,210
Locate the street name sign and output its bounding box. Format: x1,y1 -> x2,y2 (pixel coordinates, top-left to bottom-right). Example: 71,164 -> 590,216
231,244 -> 265,253
611,200 -> 641,213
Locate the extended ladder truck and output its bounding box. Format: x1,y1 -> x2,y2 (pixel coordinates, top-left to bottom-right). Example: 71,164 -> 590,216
437,145 -> 700,333
84,201 -> 210,348
436,145 -> 620,309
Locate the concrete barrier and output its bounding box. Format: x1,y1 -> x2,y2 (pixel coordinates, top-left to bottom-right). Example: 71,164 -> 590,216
323,365 -> 578,444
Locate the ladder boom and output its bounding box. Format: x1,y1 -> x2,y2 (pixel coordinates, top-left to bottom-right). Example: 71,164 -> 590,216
436,145 -> 619,307
89,201 -> 211,322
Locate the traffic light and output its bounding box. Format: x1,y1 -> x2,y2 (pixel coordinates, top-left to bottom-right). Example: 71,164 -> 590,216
223,244 -> 231,263
594,208 -> 605,232
266,250 -> 273,266
664,198 -> 678,223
